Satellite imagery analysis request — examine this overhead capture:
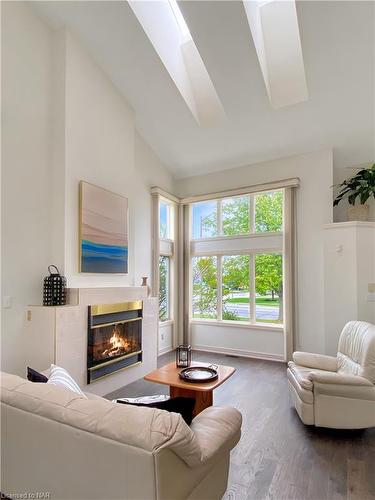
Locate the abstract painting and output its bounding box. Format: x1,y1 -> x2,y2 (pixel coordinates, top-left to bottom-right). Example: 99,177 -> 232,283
79,181 -> 128,273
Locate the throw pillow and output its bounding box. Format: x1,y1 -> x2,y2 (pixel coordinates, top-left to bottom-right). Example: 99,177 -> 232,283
27,367 -> 48,383
47,364 -> 87,398
116,396 -> 195,425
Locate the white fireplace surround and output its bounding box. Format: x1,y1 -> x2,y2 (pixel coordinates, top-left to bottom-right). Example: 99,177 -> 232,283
27,287 -> 158,396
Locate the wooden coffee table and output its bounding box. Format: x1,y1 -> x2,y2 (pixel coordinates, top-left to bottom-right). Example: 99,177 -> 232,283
144,361 -> 235,416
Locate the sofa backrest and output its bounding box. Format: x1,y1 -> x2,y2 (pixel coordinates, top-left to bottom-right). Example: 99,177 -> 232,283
0,372 -> 202,466
337,321 -> 375,383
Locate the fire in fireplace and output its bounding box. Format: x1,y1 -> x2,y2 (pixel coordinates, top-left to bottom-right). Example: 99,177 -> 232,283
87,301 -> 143,384
100,325 -> 129,358
92,322 -> 141,361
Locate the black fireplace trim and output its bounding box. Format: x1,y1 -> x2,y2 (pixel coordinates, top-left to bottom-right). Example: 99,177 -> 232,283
88,351 -> 143,384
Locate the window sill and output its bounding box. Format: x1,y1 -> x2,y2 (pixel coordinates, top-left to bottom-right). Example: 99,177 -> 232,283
191,231 -> 283,243
190,319 -> 283,332
159,319 -> 174,327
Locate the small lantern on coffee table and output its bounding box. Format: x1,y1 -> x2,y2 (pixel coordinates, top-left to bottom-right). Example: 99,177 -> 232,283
176,345 -> 192,368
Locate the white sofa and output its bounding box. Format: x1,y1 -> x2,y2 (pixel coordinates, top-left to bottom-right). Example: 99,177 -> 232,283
287,321 -> 375,429
1,372 -> 242,500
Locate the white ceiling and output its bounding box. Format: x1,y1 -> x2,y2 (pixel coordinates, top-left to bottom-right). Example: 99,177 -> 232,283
33,1 -> 374,178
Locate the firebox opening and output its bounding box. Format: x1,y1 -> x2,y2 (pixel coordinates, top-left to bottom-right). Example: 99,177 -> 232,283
87,301 -> 143,383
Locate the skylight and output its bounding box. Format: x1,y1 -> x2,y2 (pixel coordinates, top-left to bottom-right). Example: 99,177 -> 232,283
243,0 -> 308,108
128,0 -> 224,126
169,0 -> 191,42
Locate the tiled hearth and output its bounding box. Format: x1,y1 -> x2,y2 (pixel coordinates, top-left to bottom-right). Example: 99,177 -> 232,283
27,287 -> 158,396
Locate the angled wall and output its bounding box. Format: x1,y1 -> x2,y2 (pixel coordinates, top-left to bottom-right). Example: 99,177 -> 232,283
1,3 -> 173,376
175,149 -> 334,355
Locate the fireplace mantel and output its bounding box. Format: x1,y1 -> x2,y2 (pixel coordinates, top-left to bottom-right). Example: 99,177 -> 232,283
67,286 -> 149,306
27,287 -> 157,396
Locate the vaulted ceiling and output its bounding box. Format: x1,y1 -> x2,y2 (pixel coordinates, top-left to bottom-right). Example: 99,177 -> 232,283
33,1 -> 374,178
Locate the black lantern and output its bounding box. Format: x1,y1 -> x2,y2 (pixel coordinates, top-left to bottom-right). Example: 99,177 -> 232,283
176,345 -> 192,368
43,265 -> 67,306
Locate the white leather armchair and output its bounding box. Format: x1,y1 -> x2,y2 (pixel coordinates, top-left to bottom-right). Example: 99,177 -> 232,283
287,321 -> 375,429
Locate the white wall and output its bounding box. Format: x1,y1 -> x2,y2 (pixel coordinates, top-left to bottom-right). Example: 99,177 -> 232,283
159,322 -> 174,354
61,31 -> 175,289
356,226 -> 375,324
191,323 -> 284,360
1,3 -> 174,377
133,132 -> 175,289
63,31 -> 129,287
324,223 -> 375,354
175,149 -> 333,354
1,1 -> 53,375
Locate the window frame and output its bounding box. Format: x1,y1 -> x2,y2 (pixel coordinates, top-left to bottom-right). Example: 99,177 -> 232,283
159,254 -> 171,322
158,197 -> 175,324
159,200 -> 174,241
189,189 -> 285,329
152,179 -> 298,361
191,255 -> 218,321
190,251 -> 283,328
191,190 -> 284,241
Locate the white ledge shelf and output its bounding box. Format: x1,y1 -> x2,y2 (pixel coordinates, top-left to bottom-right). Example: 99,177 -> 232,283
324,221 -> 375,229
191,319 -> 283,332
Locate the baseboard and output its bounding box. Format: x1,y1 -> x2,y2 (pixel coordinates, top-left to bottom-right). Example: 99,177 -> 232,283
192,344 -> 285,362
158,346 -> 174,356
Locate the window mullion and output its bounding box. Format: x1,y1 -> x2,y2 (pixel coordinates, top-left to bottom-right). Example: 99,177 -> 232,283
168,255 -> 172,321
249,194 -> 255,233
166,204 -> 170,239
250,253 -> 255,324
217,199 -> 222,236
217,255 -> 222,321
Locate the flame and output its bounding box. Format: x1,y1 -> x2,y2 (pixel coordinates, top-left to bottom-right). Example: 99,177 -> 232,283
110,326 -> 129,351
101,325 -> 130,357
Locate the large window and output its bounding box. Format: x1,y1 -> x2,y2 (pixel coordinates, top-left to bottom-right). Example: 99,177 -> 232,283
255,253 -> 283,324
192,201 -> 217,239
222,196 -> 250,236
222,255 -> 250,321
160,201 -> 173,239
255,191 -> 283,232
190,190 -> 284,326
192,191 -> 282,239
192,256 -> 217,319
158,198 -> 174,322
159,255 -> 170,321
191,253 -> 282,325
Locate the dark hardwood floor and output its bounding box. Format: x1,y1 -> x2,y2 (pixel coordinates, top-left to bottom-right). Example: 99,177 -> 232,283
106,351 -> 375,500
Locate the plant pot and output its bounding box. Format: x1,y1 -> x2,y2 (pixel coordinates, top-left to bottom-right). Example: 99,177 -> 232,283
347,204 -> 370,222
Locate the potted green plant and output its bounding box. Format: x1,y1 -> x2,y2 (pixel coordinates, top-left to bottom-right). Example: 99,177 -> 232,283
333,163 -> 375,221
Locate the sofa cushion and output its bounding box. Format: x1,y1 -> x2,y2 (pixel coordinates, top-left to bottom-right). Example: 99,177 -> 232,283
0,372 -> 203,467
27,367 -> 48,383
116,397 -> 196,425
47,364 -> 87,398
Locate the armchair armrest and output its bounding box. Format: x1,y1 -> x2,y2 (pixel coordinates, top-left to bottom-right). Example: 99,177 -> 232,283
308,371 -> 373,386
293,352 -> 338,372
190,406 -> 242,464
